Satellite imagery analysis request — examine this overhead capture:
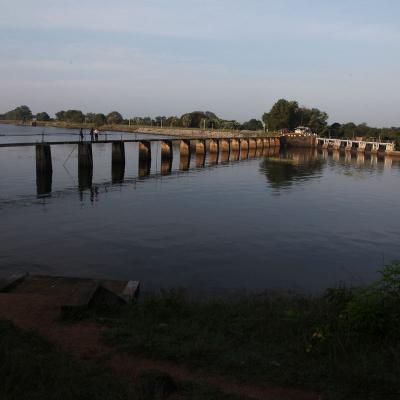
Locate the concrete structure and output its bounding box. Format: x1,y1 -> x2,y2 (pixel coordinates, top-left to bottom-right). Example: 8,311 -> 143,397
316,137 -> 395,154
78,143 -> 93,169
240,139 -> 249,159
112,141 -> 125,165
195,139 -> 206,155
208,139 -> 219,154
161,140 -> 173,161
220,139 -> 230,153
5,135 -> 283,195
179,139 -> 191,157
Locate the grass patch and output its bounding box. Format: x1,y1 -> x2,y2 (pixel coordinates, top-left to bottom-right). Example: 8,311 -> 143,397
96,263 -> 400,400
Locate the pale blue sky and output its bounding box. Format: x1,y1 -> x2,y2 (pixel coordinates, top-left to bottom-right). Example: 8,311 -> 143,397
1,0 -> 399,125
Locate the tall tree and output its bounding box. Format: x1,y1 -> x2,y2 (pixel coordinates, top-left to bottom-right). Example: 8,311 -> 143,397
242,119 -> 263,131
262,99 -> 300,131
36,112 -> 50,121
106,111 -> 123,125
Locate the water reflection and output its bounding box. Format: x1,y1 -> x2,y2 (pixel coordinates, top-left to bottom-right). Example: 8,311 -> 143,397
112,163 -> 125,184
36,171 -> 52,198
260,148 -> 324,189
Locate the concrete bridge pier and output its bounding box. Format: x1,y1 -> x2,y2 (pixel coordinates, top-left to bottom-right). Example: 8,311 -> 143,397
371,143 -> 379,154
345,141 -> 352,152
231,138 -> 240,153
112,141 -> 125,165
256,138 -> 263,151
180,140 -> 191,157
357,142 -> 367,153
78,143 -> 93,169
196,152 -> 206,168
111,142 -> 125,183
139,141 -> 151,162
161,140 -> 173,162
240,139 -> 249,159
248,138 -> 256,158
208,139 -> 219,154
385,143 -> 395,155
36,144 -> 53,197
207,139 -> 219,164
195,139 -> 206,155
219,139 -> 230,153
179,140 -> 191,171
138,141 -> 151,177
36,144 -> 52,175
333,140 -> 341,150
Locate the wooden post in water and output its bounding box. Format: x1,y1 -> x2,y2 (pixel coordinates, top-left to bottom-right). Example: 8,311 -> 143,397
256,138 -> 263,151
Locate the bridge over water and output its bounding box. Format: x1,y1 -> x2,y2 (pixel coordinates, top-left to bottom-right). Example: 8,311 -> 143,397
1,136 -> 281,197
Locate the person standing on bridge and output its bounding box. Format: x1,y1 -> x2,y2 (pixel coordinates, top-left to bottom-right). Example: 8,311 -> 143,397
79,128 -> 84,141
90,127 -> 94,142
94,128 -> 99,141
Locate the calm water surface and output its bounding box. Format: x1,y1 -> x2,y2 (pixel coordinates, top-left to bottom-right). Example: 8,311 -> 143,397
1,124 -> 399,293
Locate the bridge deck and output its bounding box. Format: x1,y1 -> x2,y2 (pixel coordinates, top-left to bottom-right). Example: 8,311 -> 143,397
0,136 -> 267,148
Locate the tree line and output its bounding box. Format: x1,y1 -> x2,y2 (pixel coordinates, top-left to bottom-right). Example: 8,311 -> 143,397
1,101 -> 399,141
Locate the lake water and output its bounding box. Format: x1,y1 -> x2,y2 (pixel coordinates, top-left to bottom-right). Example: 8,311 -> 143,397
1,123 -> 399,294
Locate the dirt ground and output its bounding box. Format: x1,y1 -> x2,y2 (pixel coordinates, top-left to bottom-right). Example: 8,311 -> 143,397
0,278 -> 320,400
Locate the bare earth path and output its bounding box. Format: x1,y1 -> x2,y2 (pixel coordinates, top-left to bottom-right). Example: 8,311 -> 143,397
0,292 -> 320,400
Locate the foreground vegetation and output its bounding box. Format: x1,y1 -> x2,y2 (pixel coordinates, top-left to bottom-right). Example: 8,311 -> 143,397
91,263 -> 400,400
0,320 -> 251,400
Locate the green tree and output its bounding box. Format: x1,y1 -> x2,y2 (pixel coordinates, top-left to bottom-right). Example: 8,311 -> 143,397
36,112 -> 50,121
64,110 -> 84,123
93,113 -> 106,127
55,111 -> 66,121
180,113 -> 192,128
85,113 -> 96,123
106,111 -> 123,125
242,119 -> 263,131
262,99 -> 300,131
1,105 -> 32,121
